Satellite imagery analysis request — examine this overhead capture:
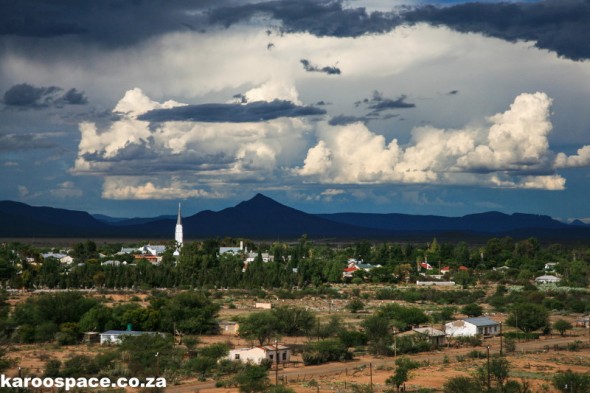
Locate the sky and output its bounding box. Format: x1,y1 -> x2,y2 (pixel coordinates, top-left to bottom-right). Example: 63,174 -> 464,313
2,0 -> 590,221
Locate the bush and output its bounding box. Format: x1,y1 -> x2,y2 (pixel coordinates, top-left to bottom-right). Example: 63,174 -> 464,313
503,332 -> 540,340
302,339 -> 352,365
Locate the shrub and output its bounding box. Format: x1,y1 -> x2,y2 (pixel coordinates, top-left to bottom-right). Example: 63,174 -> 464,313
302,339 -> 352,365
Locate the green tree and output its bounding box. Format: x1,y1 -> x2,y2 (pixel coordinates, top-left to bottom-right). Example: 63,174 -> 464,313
156,292 -> 220,334
506,303 -> 549,334
553,319 -> 573,336
346,298 -> 365,314
271,306 -> 315,336
361,315 -> 392,356
461,303 -> 484,317
119,334 -> 180,377
443,376 -> 481,393
553,370 -> 590,393
385,357 -> 421,393
377,303 -> 429,331
235,364 -> 270,393
238,311 -> 280,345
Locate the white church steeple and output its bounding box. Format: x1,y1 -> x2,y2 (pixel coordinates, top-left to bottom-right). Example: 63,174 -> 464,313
174,203 -> 183,256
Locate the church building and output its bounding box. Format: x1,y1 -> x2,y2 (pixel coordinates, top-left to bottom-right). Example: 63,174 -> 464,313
174,203 -> 183,256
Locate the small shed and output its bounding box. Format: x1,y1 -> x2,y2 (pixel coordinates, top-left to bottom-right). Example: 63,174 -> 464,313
219,321 -> 240,336
412,327 -> 447,347
83,332 -> 100,344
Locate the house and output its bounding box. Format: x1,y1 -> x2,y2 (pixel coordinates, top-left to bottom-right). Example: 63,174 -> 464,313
101,260 -> 124,266
420,262 -> 433,271
544,263 -> 558,272
134,254 -> 162,265
220,247 -> 243,255
99,330 -> 161,345
227,345 -> 291,365
219,321 -> 240,336
441,266 -> 450,274
343,260 -> 381,279
445,317 -> 500,337
342,265 -> 360,279
458,266 -> 469,271
411,327 -> 447,347
575,315 -> 590,328
535,275 -> 561,284
139,245 -> 167,256
245,252 -> 273,263
41,253 -> 74,264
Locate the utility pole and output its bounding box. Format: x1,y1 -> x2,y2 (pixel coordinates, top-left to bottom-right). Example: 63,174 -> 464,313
369,362 -> 373,393
275,339 -> 279,385
486,345 -> 491,391
500,322 -> 503,356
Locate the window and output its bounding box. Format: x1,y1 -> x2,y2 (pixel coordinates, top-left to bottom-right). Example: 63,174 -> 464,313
282,352 -> 287,361
269,355 -> 273,360
235,354 -> 240,360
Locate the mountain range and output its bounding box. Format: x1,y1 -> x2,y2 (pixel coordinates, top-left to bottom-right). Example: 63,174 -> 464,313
1,194 -> 589,241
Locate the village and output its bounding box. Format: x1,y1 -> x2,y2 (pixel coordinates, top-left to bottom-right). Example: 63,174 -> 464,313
1,231 -> 590,392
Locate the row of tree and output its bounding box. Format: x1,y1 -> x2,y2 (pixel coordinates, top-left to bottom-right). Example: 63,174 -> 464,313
2,236 -> 589,290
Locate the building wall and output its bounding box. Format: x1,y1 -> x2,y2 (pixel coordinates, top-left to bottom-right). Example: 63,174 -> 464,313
445,321 -> 477,337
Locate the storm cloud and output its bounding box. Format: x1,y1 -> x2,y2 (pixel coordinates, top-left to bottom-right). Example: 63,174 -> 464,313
138,100 -> 326,123
0,0 -> 224,47
404,0 -> 590,61
300,59 -> 341,75
0,133 -> 59,151
3,83 -> 87,109
355,91 -> 416,114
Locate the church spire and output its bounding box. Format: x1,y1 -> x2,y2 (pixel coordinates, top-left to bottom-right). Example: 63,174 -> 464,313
174,202 -> 183,255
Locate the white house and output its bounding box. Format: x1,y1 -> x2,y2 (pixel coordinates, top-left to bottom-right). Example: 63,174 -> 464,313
227,345 -> 291,365
245,252 -> 273,263
544,263 -> 558,272
445,317 -> 500,337
99,330 -> 160,345
41,253 -> 74,264
535,275 -> 561,284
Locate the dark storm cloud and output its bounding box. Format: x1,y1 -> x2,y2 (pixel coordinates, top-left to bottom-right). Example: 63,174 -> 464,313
0,0 -> 229,47
3,83 -> 88,109
58,88 -> 88,105
403,0 -> 590,61
208,0 -> 590,61
328,115 -> 369,126
4,0 -> 588,60
208,0 -> 402,37
355,91 -> 415,113
138,100 -> 326,123
0,133 -> 58,151
300,59 -> 341,75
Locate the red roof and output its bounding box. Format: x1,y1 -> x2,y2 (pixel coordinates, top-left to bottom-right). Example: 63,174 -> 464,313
459,266 -> 469,271
343,267 -> 358,273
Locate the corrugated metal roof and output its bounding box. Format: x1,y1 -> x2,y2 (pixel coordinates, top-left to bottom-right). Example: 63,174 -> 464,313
463,317 -> 499,327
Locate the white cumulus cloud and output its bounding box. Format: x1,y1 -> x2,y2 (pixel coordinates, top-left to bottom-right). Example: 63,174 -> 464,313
296,92 -> 569,190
